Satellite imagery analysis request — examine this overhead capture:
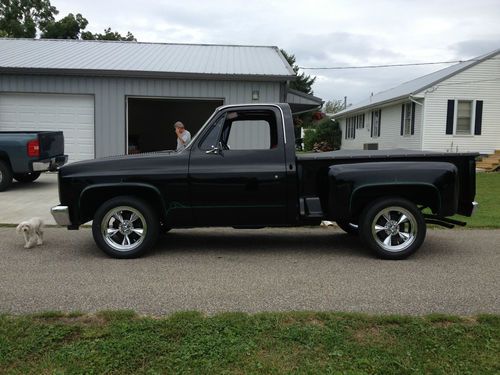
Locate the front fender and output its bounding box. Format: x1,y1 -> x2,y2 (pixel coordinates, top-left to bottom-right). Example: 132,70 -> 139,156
328,161 -> 458,220
78,183 -> 168,224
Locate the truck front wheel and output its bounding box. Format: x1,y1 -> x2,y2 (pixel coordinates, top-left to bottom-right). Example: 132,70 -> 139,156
92,196 -> 159,259
0,160 -> 13,192
359,198 -> 426,260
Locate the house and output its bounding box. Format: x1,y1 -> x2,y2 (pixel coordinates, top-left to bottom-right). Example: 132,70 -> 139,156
0,38 -> 322,162
333,48 -> 500,155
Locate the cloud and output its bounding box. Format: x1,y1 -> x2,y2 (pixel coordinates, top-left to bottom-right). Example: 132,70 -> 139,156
51,0 -> 500,103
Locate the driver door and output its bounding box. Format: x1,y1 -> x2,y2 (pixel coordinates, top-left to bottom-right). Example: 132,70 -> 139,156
188,107 -> 288,226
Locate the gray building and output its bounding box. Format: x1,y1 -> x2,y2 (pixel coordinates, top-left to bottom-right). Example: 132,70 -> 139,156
0,39 -> 322,162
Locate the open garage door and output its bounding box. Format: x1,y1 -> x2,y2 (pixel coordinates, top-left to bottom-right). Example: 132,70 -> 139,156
127,97 -> 223,154
0,93 -> 95,163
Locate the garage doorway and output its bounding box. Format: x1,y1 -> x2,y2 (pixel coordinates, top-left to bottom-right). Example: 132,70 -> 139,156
127,97 -> 223,154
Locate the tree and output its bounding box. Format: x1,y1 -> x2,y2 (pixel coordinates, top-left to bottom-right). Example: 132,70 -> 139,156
41,13 -> 88,39
303,117 -> 342,152
323,99 -> 345,114
82,28 -> 136,41
0,0 -> 58,38
280,49 -> 316,95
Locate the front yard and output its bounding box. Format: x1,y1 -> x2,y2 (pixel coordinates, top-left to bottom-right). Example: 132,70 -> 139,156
1,311 -> 498,374
458,172 -> 500,228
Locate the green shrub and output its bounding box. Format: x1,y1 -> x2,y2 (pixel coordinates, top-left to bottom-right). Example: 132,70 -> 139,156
303,118 -> 342,151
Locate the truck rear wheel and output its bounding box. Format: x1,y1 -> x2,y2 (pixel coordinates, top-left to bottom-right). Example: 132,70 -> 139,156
0,160 -> 13,192
359,198 -> 426,260
92,196 -> 159,259
14,172 -> 41,183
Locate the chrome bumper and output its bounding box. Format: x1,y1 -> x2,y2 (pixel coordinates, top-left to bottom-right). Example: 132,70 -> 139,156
51,205 -> 72,226
471,201 -> 479,216
33,155 -> 68,172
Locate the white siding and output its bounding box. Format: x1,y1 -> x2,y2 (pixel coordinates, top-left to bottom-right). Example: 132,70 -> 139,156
419,57 -> 500,154
340,103 -> 423,150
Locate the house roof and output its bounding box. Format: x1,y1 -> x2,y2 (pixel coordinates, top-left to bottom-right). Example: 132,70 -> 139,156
0,38 -> 296,81
334,48 -> 500,118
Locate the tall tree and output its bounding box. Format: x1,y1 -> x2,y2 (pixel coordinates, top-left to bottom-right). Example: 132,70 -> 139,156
323,99 -> 345,114
41,13 -> 88,39
82,27 -> 136,41
280,49 -> 316,95
0,0 -> 58,38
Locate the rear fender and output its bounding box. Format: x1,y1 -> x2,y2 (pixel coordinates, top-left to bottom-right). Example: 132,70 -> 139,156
327,161 -> 458,220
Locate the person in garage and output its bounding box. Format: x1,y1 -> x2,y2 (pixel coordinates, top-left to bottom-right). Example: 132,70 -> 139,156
174,121 -> 191,151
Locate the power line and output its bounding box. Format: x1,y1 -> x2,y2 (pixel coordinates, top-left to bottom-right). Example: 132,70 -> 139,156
298,60 -> 475,70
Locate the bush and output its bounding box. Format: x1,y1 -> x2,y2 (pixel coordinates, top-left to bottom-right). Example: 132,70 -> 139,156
303,118 -> 341,151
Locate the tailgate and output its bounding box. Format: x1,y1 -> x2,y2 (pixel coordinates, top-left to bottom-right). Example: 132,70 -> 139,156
38,131 -> 65,159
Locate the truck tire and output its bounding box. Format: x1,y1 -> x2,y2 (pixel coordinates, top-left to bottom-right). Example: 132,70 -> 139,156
14,172 -> 41,183
0,160 -> 13,192
336,220 -> 358,235
359,197 -> 426,260
92,196 -> 160,259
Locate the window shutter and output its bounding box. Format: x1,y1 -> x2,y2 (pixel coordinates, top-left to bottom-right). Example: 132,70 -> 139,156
400,104 -> 405,135
411,102 -> 416,135
370,112 -> 374,137
446,100 -> 454,134
378,110 -> 381,137
474,100 -> 483,135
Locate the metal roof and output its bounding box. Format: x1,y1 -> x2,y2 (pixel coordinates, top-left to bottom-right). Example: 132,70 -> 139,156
0,38 -> 296,80
334,48 -> 500,117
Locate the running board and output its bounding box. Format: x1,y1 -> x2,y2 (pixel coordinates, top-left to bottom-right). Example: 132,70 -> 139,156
423,214 -> 467,229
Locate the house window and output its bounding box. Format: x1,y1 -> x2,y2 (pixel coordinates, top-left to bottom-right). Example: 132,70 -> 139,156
456,100 -> 473,135
356,114 -> 365,129
403,102 -> 413,136
371,109 -> 381,138
345,117 -> 356,139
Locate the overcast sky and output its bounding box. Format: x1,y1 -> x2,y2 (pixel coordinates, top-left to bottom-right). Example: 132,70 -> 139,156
53,0 -> 500,104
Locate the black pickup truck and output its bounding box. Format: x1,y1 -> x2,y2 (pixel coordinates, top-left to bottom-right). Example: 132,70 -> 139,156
52,104 -> 478,259
0,131 -> 67,191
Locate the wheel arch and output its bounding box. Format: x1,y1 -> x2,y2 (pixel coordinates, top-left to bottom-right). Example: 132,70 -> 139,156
349,183 -> 441,218
78,183 -> 168,224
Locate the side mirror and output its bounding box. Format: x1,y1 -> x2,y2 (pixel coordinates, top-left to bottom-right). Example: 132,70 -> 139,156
205,142 -> 224,155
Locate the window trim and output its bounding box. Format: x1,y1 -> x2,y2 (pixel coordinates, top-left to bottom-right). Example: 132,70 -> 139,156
453,99 -> 476,136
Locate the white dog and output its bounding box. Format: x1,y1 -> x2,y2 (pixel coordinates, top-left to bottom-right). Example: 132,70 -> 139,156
16,217 -> 44,249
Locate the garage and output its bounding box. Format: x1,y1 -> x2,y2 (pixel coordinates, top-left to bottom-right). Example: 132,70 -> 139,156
127,97 -> 223,153
0,93 -> 94,162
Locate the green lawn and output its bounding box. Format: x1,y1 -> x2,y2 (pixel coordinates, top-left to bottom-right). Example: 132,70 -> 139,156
1,311 -> 498,374
458,172 -> 500,228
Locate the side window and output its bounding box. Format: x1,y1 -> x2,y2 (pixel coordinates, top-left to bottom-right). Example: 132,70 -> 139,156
228,120 -> 271,150
199,115 -> 225,150
221,110 -> 278,150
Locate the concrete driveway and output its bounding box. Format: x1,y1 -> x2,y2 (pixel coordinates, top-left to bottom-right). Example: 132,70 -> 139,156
0,227 -> 498,315
0,173 -> 58,225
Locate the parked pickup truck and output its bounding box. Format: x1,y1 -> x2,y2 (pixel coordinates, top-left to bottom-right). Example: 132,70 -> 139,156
0,131 -> 67,191
52,104 -> 478,259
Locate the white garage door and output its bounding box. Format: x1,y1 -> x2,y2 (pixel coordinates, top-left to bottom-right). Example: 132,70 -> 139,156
0,93 -> 94,163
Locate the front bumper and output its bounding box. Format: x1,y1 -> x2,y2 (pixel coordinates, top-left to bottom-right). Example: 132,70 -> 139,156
33,155 -> 68,172
51,205 -> 72,226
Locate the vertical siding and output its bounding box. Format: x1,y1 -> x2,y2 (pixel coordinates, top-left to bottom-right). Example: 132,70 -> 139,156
0,74 -> 282,157
339,103 -> 423,150
420,57 -> 500,154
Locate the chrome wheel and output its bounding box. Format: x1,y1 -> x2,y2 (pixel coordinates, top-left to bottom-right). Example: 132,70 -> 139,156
101,206 -> 147,252
371,206 -> 417,252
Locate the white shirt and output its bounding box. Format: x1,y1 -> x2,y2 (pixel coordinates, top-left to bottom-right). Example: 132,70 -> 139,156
176,130 -> 191,151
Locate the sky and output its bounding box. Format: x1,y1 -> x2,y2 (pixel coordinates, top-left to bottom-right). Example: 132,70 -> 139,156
53,0 -> 500,105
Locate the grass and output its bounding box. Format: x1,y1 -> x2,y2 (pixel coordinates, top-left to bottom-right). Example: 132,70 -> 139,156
456,172 -> 500,228
0,311 -> 498,374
